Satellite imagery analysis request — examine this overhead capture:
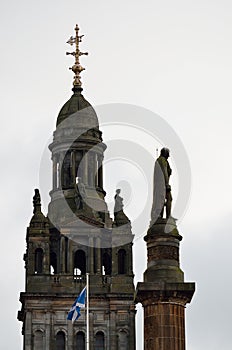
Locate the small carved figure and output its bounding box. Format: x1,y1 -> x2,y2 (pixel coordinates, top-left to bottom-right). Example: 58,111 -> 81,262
114,189 -> 124,213
75,177 -> 86,210
33,189 -> 41,214
114,189 -> 130,226
151,147 -> 173,222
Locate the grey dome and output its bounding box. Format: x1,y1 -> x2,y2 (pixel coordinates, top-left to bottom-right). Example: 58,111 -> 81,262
56,87 -> 99,129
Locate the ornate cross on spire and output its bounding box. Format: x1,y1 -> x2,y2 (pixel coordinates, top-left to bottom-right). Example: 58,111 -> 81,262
66,24 -> 88,87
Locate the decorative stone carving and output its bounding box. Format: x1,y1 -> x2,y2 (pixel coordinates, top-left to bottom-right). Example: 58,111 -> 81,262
113,189 -> 130,226
148,245 -> 179,262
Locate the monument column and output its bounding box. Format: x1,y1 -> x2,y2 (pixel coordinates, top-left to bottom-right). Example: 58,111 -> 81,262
135,148 -> 195,350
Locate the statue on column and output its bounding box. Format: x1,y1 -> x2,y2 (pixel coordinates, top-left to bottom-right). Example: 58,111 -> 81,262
151,147 -> 173,223
114,189 -> 130,226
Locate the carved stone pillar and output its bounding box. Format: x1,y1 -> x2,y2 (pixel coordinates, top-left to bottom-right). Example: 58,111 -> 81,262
52,155 -> 57,190
59,152 -> 65,188
71,151 -> 76,187
111,247 -> 117,275
109,308 -> 117,350
60,236 -> 65,273
89,237 -> 94,273
96,237 -> 101,274
24,311 -> 32,350
83,151 -> 88,185
88,151 -> 95,187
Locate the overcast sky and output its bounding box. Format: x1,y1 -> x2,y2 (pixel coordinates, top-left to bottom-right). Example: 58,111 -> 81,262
1,1 -> 232,349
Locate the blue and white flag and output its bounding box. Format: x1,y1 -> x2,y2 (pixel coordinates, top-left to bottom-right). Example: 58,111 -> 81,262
67,287 -> 86,323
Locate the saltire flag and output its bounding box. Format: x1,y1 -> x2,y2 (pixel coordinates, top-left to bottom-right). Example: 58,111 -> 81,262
67,286 -> 86,323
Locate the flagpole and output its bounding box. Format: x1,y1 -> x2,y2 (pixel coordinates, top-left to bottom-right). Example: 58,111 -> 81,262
86,273 -> 89,350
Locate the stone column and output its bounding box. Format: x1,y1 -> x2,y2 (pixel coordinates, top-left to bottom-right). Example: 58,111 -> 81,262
58,153 -> 63,189
129,307 -> 136,350
89,310 -> 94,350
87,151 -> 94,187
83,151 -> 88,185
89,236 -> 94,273
57,162 -> 61,189
24,311 -> 32,350
69,239 -> 73,275
135,219 -> 195,350
52,155 -> 57,190
71,151 -> 76,187
67,319 -> 73,350
96,237 -> 101,274
45,311 -> 51,350
108,308 -> 117,350
60,236 -> 65,273
111,247 -> 118,275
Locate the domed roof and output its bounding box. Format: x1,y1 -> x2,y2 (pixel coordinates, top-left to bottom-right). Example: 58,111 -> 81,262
56,87 -> 99,129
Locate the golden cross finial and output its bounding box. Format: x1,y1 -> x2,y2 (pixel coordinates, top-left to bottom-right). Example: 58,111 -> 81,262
66,24 -> 88,87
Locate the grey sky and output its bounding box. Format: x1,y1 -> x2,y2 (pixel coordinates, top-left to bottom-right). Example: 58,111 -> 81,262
1,0 -> 232,349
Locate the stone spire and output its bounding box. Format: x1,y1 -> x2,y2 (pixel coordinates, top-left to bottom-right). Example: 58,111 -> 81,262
66,24 -> 88,87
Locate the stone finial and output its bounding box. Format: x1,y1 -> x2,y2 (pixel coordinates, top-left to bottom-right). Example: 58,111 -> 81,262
33,188 -> 41,214
66,24 -> 88,87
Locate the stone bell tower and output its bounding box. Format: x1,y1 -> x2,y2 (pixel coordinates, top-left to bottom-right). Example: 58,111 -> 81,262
18,25 -> 135,350
136,148 -> 195,350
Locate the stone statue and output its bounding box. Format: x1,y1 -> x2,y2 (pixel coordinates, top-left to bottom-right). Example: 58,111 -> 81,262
75,177 -> 86,210
114,189 -> 130,226
151,147 -> 172,222
114,189 -> 124,212
33,189 -> 41,214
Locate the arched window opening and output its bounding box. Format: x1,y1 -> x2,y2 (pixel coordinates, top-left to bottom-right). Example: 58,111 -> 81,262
35,248 -> 43,274
118,249 -> 127,274
74,250 -> 86,275
95,331 -> 105,350
76,331 -> 85,350
34,330 -> 43,349
56,331 -> 65,350
50,252 -> 57,275
102,252 -> 111,275
118,330 -> 128,350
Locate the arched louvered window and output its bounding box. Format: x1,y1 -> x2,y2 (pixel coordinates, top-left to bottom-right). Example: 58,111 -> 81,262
56,331 -> 65,350
35,248 -> 43,274
118,249 -> 126,274
34,330 -> 43,349
74,250 -> 86,275
95,331 -> 105,350
76,331 -> 85,349
118,330 -> 128,350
